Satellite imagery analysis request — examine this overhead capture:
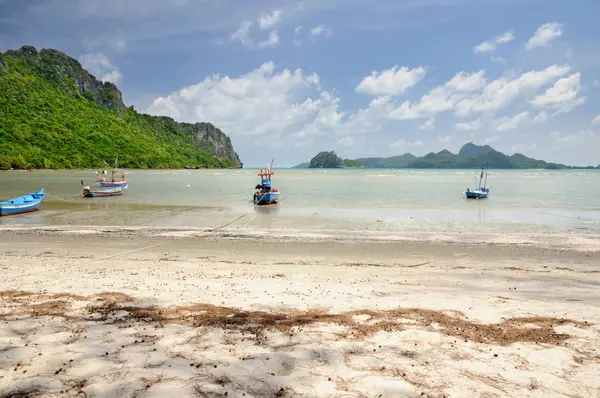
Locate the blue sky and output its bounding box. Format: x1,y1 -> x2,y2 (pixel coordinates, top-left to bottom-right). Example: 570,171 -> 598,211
2,0 -> 600,167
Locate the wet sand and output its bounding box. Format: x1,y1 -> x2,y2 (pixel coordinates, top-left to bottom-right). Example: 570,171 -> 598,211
1,227 -> 599,397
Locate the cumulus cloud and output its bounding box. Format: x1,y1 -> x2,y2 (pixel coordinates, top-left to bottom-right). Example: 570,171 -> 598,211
146,62 -> 343,152
79,52 -> 122,84
530,73 -> 585,114
228,9 -> 284,49
310,24 -> 332,37
355,66 -> 427,96
525,22 -> 564,50
258,10 -> 282,30
473,30 -> 514,53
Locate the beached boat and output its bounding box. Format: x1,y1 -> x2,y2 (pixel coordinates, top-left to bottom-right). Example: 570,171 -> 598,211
0,189 -> 46,216
82,182 -> 127,198
253,160 -> 280,205
96,156 -> 128,188
465,165 -> 490,199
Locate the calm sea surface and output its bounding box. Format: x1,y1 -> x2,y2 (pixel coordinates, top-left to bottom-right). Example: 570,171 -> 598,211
1,169 -> 599,233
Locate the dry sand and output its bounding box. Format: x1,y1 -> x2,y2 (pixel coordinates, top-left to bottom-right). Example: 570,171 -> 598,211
1,226 -> 599,398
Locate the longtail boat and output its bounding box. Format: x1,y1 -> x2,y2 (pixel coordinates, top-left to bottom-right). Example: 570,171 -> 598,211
0,189 -> 45,216
82,181 -> 126,198
253,159 -> 280,205
96,156 -> 128,188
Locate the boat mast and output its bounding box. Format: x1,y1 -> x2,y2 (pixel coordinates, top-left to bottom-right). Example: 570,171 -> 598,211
483,163 -> 489,189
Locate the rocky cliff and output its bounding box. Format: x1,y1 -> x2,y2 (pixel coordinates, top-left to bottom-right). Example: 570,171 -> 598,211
0,45 -> 242,169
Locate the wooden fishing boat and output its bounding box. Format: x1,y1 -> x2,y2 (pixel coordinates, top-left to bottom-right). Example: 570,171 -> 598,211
82,182 -> 126,198
465,164 -> 490,199
0,189 -> 45,216
96,156 -> 128,188
253,159 -> 280,205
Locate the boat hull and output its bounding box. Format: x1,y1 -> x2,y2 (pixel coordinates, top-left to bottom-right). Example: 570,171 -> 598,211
465,190 -> 489,199
254,192 -> 280,205
99,180 -> 128,188
84,185 -> 126,197
0,202 -> 42,216
0,189 -> 45,217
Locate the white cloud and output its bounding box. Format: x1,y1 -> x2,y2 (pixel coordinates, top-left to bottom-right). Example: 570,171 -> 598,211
455,119 -> 481,131
356,66 -> 426,96
525,22 -> 564,50
491,56 -> 507,64
259,10 -> 282,30
494,111 -> 530,131
310,24 -> 332,37
228,11 -> 283,49
493,109 -> 550,131
445,71 -> 486,91
473,30 -> 514,53
387,70 -> 485,120
484,136 -> 499,144
473,41 -> 495,53
229,20 -> 253,46
257,30 -> 279,49
495,31 -> 515,44
146,62 -> 343,150
419,119 -> 435,130
79,52 -> 122,84
454,65 -> 571,116
530,72 -> 585,113
437,135 -> 451,144
592,114 -> 600,125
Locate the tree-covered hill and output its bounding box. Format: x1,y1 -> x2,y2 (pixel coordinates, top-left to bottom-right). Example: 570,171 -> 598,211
0,45 -> 242,169
294,143 -> 597,169
308,151 -> 363,168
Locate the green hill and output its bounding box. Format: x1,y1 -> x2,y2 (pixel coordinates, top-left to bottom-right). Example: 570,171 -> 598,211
308,151 -> 363,168
294,143 -> 596,169
0,45 -> 242,169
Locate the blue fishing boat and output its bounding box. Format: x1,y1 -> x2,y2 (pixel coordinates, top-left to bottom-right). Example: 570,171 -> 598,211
253,160 -> 280,205
465,164 -> 490,199
0,189 -> 46,216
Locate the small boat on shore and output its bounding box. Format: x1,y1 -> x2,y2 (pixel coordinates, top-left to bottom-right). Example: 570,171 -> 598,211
0,189 -> 46,216
82,181 -> 126,198
97,156 -> 128,188
465,164 -> 490,199
253,160 -> 280,205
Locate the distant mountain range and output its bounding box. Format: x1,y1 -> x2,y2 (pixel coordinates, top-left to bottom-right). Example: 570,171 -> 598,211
293,143 -> 599,169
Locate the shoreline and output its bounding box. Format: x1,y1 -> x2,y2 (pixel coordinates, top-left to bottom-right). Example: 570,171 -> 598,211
2,224 -> 600,253
1,229 -> 599,397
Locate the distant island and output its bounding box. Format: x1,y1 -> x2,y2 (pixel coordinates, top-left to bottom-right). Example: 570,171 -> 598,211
0,45 -> 242,170
295,143 -> 599,169
305,151 -> 363,168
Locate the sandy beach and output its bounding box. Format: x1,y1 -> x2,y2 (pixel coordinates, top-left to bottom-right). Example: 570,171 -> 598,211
1,226 -> 599,397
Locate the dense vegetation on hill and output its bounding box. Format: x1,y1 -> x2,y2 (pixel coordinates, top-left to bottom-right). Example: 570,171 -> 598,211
0,46 -> 242,169
308,151 -> 363,168
295,143 -> 598,169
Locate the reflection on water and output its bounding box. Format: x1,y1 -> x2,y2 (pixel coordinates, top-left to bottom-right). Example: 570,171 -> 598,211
254,204 -> 280,215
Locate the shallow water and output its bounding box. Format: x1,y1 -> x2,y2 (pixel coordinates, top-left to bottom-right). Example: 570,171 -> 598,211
1,169 -> 599,234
